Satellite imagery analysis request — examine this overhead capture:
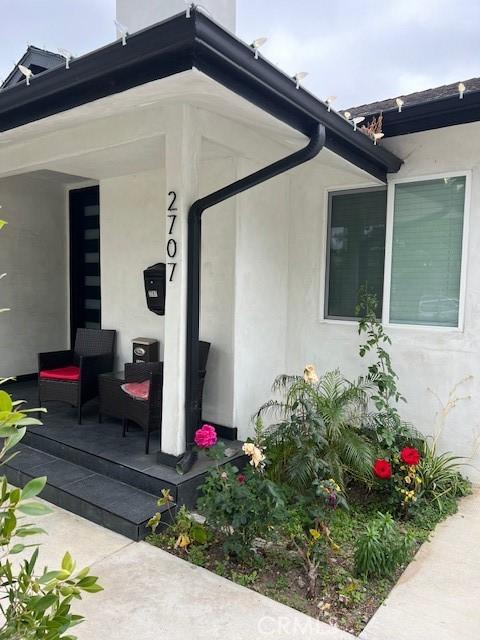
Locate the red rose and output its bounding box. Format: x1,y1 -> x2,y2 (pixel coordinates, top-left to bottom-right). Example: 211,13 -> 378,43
373,459 -> 392,480
237,474 -> 246,484
400,447 -> 420,466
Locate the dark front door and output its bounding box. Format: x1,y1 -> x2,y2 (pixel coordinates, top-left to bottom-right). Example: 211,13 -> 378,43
69,186 -> 101,345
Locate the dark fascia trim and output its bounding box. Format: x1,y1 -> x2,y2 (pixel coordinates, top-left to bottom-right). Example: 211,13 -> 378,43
364,91 -> 480,138
0,15 -> 195,133
0,10 -> 402,182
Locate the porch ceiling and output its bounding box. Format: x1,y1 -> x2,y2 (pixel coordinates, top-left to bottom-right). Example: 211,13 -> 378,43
0,8 -> 402,182
0,71 -> 379,183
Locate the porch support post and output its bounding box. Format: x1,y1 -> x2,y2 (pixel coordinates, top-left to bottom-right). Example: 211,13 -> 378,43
160,105 -> 201,459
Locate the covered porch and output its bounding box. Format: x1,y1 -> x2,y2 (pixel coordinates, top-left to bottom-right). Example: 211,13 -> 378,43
0,9 -> 402,536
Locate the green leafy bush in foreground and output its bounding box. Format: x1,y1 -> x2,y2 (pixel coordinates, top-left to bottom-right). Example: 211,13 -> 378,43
0,389 -> 103,640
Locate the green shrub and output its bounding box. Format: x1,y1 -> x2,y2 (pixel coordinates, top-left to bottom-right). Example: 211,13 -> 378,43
197,463 -> 283,559
257,369 -> 374,490
354,512 -> 414,578
0,390 -> 102,639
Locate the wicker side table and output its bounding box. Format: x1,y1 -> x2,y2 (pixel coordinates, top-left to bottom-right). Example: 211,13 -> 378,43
98,371 -> 126,422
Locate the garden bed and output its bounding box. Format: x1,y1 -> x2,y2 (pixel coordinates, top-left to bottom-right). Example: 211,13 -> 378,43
146,294 -> 471,635
147,488 -> 464,636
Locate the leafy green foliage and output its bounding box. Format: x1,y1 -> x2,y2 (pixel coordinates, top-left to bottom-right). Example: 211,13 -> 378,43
148,492 -> 208,552
0,214 -> 101,638
356,287 -> 422,450
257,370 -> 374,489
197,463 -> 283,558
230,569 -> 258,587
354,512 -> 414,578
417,437 -> 471,511
0,392 -> 102,639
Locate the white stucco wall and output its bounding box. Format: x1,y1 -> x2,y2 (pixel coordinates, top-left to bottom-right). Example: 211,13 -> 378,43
233,161 -> 290,436
199,157 -> 236,426
285,122 -> 480,482
0,173 -> 69,377
100,169 -> 166,367
116,0 -> 236,33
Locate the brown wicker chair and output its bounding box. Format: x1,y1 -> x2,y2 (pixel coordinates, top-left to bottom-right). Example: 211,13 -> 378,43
120,341 -> 211,455
121,362 -> 164,455
38,328 -> 116,424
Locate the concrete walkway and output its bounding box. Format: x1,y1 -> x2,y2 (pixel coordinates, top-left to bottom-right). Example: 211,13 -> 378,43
361,488 -> 480,640
20,490 -> 480,639
25,503 -> 353,640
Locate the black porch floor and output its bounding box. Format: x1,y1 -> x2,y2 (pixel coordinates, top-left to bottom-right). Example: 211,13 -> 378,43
4,380 -> 244,540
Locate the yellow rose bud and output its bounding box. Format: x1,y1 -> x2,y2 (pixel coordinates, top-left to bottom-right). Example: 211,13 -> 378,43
303,364 -> 319,384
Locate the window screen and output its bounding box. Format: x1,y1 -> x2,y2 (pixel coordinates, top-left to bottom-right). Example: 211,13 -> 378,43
326,189 -> 387,319
389,177 -> 465,327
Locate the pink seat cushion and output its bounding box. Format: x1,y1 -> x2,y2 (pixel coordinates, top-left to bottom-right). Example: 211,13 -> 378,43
39,365 -> 80,381
121,380 -> 150,401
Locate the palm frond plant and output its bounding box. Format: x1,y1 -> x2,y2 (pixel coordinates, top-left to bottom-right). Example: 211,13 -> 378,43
417,436 -> 470,511
256,369 -> 375,491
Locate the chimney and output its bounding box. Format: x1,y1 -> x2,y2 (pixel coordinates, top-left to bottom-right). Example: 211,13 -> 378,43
116,0 -> 236,35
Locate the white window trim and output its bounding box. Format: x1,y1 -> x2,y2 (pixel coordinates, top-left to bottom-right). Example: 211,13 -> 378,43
320,171 -> 471,332
383,170 -> 471,332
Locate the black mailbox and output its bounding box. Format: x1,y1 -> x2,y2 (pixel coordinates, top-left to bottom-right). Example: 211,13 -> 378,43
144,263 -> 166,316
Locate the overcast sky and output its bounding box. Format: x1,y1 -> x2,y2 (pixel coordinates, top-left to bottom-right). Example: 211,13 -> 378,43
1,0 -> 479,109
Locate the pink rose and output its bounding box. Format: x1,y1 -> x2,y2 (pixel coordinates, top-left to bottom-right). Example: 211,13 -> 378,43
194,424 -> 217,449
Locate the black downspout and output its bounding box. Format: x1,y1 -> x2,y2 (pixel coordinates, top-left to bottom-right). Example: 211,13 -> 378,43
178,123 -> 326,473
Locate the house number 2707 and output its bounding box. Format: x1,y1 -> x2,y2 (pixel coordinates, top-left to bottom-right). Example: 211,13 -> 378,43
167,191 -> 178,282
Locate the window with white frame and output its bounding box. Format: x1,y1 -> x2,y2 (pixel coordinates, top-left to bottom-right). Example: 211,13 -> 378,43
325,188 -> 387,320
388,176 -> 466,327
325,175 -> 467,327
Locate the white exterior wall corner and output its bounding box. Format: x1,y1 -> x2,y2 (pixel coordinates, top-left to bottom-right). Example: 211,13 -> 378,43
0,174 -> 69,377
286,122 -> 480,483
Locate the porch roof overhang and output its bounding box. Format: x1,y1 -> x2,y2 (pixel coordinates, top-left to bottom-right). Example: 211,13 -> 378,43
0,9 -> 402,183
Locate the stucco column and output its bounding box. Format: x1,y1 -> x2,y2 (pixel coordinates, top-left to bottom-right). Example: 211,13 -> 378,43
161,106 -> 201,457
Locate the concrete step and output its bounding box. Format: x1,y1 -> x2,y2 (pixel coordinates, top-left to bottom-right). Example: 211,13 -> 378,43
5,444 -> 173,541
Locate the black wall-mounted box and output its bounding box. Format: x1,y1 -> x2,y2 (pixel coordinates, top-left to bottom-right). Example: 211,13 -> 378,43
144,263 -> 166,316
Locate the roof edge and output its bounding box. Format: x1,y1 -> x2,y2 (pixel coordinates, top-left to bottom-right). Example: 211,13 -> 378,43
0,9 -> 402,180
